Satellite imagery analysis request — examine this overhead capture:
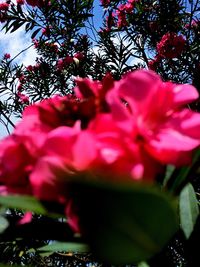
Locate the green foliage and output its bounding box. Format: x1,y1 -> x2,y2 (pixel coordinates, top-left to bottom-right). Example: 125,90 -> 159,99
179,183 -> 199,239
0,195 -> 48,215
0,216 -> 9,234
71,180 -> 178,264
37,241 -> 89,255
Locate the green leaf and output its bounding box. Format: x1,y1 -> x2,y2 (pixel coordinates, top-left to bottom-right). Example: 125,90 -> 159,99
0,195 -> 47,214
72,181 -> 178,265
179,183 -> 199,239
137,262 -> 150,267
37,241 -> 89,254
163,165 -> 175,186
0,216 -> 9,233
166,149 -> 200,194
31,28 -> 41,39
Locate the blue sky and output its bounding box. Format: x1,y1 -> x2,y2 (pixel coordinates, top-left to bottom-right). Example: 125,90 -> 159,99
0,0 -> 104,138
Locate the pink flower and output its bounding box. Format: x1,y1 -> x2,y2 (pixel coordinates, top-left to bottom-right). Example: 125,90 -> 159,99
65,200 -> 80,233
148,55 -> 162,71
0,12 -> 7,23
56,56 -> 73,70
32,38 -> 39,48
17,83 -> 23,91
26,65 -> 34,72
100,0 -> 111,7
17,0 -> 25,5
18,212 -> 32,225
26,0 -> 38,7
26,0 -> 44,7
0,136 -> 33,194
75,72 -> 114,114
14,96 -> 72,155
42,26 -> 51,36
87,113 -> 163,181
73,52 -> 84,61
3,53 -> 10,59
116,7 -> 128,28
106,70 -> 200,166
0,2 -> 9,11
13,94 -> 95,156
1,68 -> 200,233
17,92 -> 29,104
29,124 -> 97,202
156,32 -> 186,59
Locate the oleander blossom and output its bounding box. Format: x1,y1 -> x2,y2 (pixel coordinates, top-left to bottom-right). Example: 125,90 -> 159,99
156,32 -> 186,59
0,69 -> 200,232
106,70 -> 200,166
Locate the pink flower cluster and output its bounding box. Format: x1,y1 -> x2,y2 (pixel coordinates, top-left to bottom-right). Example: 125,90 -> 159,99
3,53 -> 10,59
0,1 -> 9,23
102,0 -> 137,31
100,0 -> 111,7
56,53 -> 84,71
117,0 -> 136,28
0,2 -> 9,11
156,32 -> 186,59
149,32 -> 186,70
1,69 -> 200,231
25,0 -> 44,8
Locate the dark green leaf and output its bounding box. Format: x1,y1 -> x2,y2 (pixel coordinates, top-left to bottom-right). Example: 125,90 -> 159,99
31,28 -> 41,39
72,180 -> 179,264
163,165 -> 175,186
166,149 -> 200,194
10,21 -> 25,33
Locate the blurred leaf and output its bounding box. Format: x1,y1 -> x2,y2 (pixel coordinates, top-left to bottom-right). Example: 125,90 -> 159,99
31,28 -> 41,39
0,215 -> 9,233
137,261 -> 150,267
163,165 -> 175,186
179,183 -> 199,239
0,195 -> 47,214
37,241 -> 89,254
72,180 -> 179,265
166,149 -> 200,194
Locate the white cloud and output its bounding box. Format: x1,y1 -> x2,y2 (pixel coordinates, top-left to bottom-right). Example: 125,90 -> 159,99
0,26 -> 37,65
0,26 -> 38,138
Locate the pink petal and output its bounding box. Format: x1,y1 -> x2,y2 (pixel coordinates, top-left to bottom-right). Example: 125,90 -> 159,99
30,156 -> 68,202
173,84 -> 199,106
170,109 -> 200,139
65,200 -> 80,233
18,212 -> 32,225
75,78 -> 99,98
146,128 -> 199,165
106,89 -> 135,134
113,70 -> 160,114
43,126 -> 79,158
72,131 -> 97,170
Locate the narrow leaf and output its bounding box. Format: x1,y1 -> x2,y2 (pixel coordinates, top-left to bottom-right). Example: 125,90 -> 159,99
166,149 -> 200,194
138,262 -> 150,267
0,216 -> 9,233
37,241 -> 89,253
0,195 -> 47,214
179,183 -> 199,239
